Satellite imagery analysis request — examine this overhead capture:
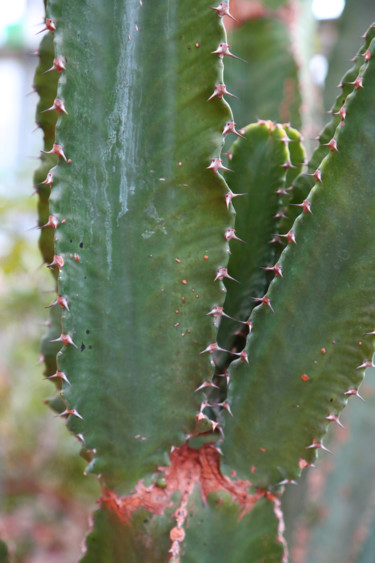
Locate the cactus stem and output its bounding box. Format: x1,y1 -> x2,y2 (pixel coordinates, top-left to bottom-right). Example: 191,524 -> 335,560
41,98 -> 68,115
252,296 -> 274,312
207,82 -> 238,101
50,333 -> 78,348
42,143 -> 71,164
207,158 -> 232,174
211,42 -> 244,61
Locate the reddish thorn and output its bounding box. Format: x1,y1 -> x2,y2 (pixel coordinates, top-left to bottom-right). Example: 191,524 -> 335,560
42,143 -> 71,164
334,106 -> 346,121
326,414 -> 344,428
351,76 -> 364,89
44,57 -> 66,74
46,295 -> 70,311
305,440 -> 332,454
39,172 -> 53,188
200,342 -> 230,354
224,228 -> 245,243
41,215 -> 59,229
291,199 -> 312,214
175,258 -> 181,263
210,2 -> 238,21
344,388 -> 365,401
211,42 -> 244,61
207,158 -> 232,174
206,305 -> 231,321
356,360 -> 375,369
41,98 -> 68,115
46,370 -> 71,385
37,18 -> 56,34
234,350 -> 249,363
222,121 -> 245,138
263,263 -> 283,277
59,408 -> 84,420
50,333 -> 78,349
252,296 -> 274,312
224,189 -> 246,210
278,134 -> 291,144
275,187 -> 288,196
269,235 -> 282,245
214,267 -> 238,283
195,381 -> 219,392
207,83 -> 237,101
322,138 -> 338,152
307,169 -> 322,182
278,230 -> 296,244
219,401 -> 233,416
281,160 -> 296,170
48,254 -> 64,271
361,49 -> 371,62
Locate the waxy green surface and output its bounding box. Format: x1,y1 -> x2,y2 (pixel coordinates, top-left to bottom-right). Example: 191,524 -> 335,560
48,0 -> 234,491
223,39 -> 375,487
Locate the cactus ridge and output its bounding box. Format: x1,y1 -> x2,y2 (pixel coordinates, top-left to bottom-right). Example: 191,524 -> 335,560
222,35 -> 375,489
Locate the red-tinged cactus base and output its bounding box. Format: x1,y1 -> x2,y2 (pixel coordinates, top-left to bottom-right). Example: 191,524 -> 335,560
98,443 -> 280,560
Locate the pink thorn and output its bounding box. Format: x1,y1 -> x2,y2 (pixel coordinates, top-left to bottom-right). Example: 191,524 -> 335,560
46,370 -> 71,385
326,414 -> 344,428
48,254 -> 64,271
357,360 -> 375,369
207,158 -> 232,174
206,305 -> 232,321
200,342 -> 229,354
37,18 -> 56,34
59,408 -> 84,420
274,210 -> 287,219
305,439 -> 332,454
50,333 -> 78,349
211,42 -> 244,61
41,215 -> 59,229
214,267 -> 238,283
281,160 -> 296,170
334,106 -> 346,121
41,98 -> 68,115
44,57 -> 66,74
307,169 -> 322,182
42,143 -> 71,164
263,263 -> 283,277
252,296 -> 274,312
361,49 -> 371,62
275,187 -> 289,196
235,350 -> 249,363
291,199 -> 312,214
219,401 -> 233,416
344,388 -> 365,401
46,295 -> 70,311
222,121 -> 244,138
224,228 -> 245,243
278,230 -> 296,244
207,83 -> 237,101
39,172 -> 53,188
224,190 -> 246,210
210,2 -> 238,21
195,381 -> 219,392
323,138 -> 338,152
351,76 -> 364,90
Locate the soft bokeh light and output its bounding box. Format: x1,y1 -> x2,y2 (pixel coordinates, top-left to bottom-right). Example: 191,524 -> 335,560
312,0 -> 345,20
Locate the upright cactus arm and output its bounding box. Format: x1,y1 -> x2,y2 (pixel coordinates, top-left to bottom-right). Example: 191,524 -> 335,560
223,37 -> 375,488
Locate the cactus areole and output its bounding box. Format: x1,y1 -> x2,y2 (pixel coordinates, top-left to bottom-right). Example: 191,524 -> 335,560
34,1 -> 375,560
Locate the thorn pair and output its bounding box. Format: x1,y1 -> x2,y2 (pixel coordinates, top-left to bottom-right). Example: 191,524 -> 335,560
210,3 -> 238,21
212,43 -> 244,62
42,143 -> 71,164
207,158 -> 232,174
50,333 -> 78,349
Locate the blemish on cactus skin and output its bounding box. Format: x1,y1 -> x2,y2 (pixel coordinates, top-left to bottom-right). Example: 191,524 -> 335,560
301,374 -> 309,382
321,348 -> 326,354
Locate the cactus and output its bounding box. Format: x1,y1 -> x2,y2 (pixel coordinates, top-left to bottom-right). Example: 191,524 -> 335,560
33,0 -> 375,560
